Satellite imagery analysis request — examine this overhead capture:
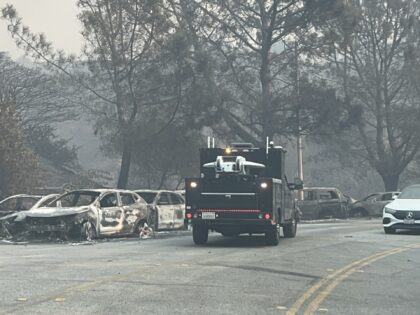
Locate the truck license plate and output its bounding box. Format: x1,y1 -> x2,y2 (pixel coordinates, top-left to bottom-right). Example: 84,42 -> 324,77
201,212 -> 216,220
404,219 -> 415,224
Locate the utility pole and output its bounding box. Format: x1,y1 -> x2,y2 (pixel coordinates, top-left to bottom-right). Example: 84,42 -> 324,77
295,41 -> 304,200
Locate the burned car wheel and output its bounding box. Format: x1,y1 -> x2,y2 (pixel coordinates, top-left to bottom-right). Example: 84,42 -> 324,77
350,208 -> 369,217
153,212 -> 159,231
134,220 -> 153,235
80,221 -> 96,241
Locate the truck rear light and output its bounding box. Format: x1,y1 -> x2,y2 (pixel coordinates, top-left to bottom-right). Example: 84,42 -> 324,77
264,213 -> 270,220
186,213 -> 192,219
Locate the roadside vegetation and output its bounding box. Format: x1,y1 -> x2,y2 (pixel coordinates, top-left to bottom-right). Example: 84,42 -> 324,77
0,0 -> 420,196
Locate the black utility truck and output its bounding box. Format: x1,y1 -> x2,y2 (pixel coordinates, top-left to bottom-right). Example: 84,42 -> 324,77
185,142 -> 302,245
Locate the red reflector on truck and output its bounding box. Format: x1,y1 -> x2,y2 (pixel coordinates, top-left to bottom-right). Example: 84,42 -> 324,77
264,213 -> 270,220
186,213 -> 193,219
200,209 -> 259,213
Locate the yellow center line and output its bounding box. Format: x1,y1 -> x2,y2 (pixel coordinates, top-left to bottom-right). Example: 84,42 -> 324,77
303,248 -> 408,315
286,243 -> 420,315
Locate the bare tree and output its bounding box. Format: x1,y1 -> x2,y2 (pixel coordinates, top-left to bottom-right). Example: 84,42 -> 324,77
0,53 -> 77,127
319,0 -> 420,190
2,1 -> 175,188
188,0 -> 340,145
0,101 -> 41,198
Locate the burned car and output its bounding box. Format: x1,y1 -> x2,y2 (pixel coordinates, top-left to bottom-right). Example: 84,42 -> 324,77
298,187 -> 350,220
0,194 -> 43,218
350,191 -> 400,217
0,189 -> 148,240
135,190 -> 186,231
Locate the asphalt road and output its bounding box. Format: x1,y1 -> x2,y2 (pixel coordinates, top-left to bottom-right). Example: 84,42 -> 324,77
1,219 -> 420,315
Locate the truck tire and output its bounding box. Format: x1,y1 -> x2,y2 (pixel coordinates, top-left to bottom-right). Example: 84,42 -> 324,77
193,224 -> 208,245
265,226 -> 280,246
283,217 -> 297,238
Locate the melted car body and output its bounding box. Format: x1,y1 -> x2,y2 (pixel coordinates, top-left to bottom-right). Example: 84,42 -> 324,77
0,189 -> 148,240
0,194 -> 43,218
298,187 -> 349,220
135,190 -> 185,231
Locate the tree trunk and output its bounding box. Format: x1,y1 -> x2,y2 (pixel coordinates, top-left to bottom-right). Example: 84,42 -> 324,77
117,140 -> 132,189
380,172 -> 400,192
259,6 -> 273,142
260,53 -> 273,141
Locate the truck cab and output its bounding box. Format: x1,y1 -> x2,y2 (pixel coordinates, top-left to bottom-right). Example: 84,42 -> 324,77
185,142 -> 302,245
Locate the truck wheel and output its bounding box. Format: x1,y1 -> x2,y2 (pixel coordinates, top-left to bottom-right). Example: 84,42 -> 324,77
283,217 -> 297,238
265,226 -> 280,246
193,224 -> 208,245
384,227 -> 396,234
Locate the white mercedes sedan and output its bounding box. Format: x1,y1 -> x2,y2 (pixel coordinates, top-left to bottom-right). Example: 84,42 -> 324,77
383,185 -> 420,234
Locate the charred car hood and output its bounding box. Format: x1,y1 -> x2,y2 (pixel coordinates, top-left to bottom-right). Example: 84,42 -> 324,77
20,206 -> 91,218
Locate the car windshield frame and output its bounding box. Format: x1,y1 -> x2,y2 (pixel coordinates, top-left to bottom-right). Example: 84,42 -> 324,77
363,194 -> 380,202
136,192 -> 157,204
398,186 -> 420,199
55,191 -> 101,207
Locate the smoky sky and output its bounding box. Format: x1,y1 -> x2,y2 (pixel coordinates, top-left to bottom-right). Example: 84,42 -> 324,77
0,0 -> 82,59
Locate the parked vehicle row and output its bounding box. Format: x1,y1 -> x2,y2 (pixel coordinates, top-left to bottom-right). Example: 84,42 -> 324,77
298,187 -> 401,220
0,189 -> 185,240
2,184 -> 414,240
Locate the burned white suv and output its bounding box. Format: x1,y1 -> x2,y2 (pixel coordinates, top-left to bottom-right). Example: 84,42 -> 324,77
135,190 -> 185,231
1,189 -> 148,240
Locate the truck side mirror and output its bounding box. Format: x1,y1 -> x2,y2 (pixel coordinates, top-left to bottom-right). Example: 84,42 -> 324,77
288,178 -> 303,190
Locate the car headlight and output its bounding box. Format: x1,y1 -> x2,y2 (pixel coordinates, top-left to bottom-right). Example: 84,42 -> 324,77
384,207 -> 397,214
